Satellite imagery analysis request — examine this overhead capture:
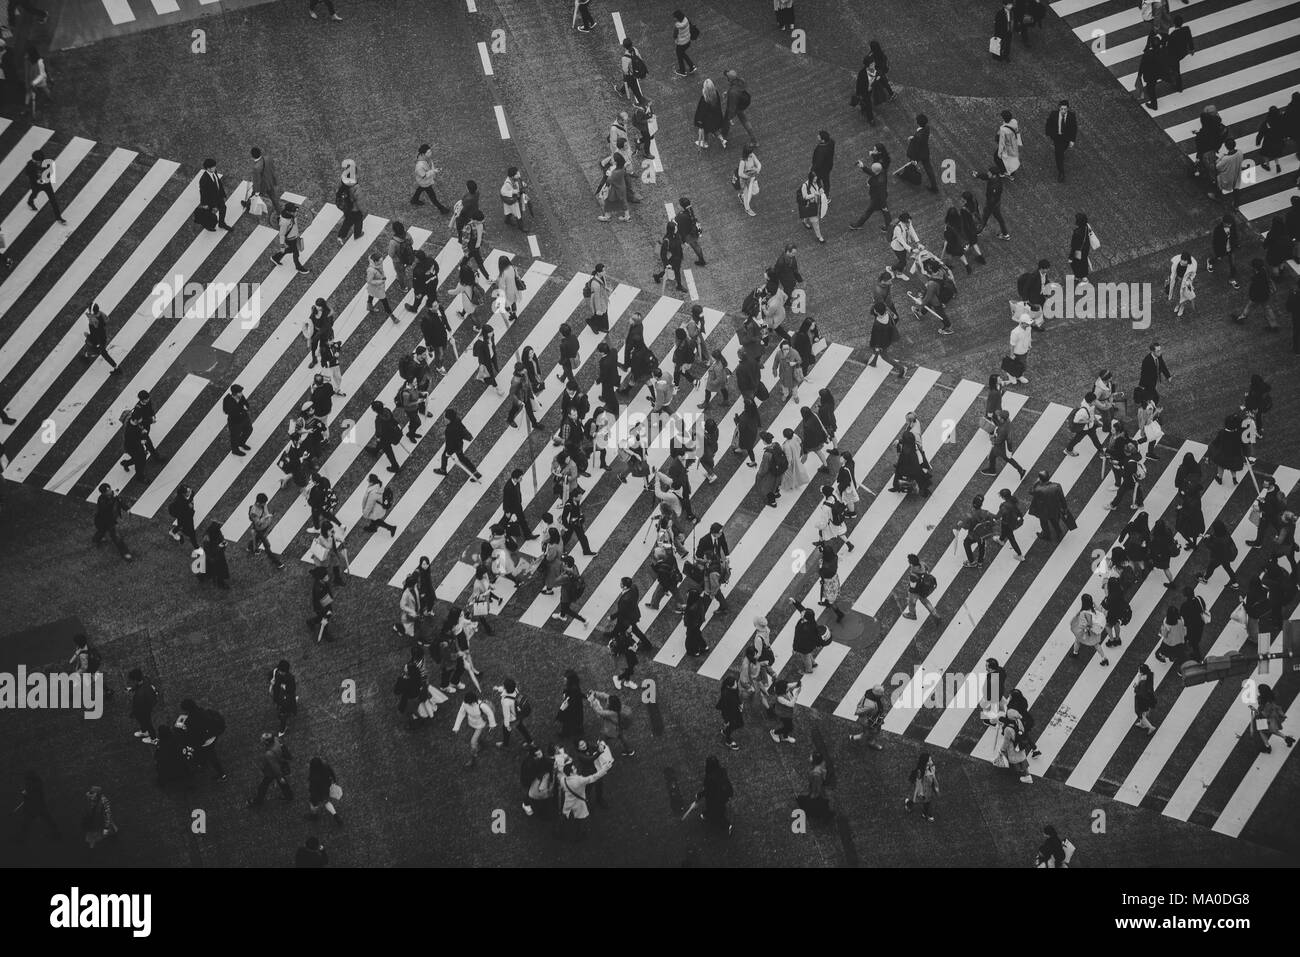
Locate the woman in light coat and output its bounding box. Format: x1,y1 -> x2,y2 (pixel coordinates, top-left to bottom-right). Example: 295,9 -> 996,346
997,715 -> 1034,784
1167,251 -> 1197,317
770,341 -> 802,404
365,252 -> 394,319
995,112 -> 1021,177
737,145 -> 762,216
497,255 -> 522,323
361,474 -> 395,534
780,426 -> 813,493
905,753 -> 940,819
797,170 -> 828,243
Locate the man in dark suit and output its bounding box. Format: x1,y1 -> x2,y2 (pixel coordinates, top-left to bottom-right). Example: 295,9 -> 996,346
854,57 -> 876,125
993,1 -> 1015,63
1016,258 -> 1052,315
199,158 -> 230,230
612,577 -> 649,647
811,130 -> 835,195
222,384 -> 252,456
697,522 -> 730,564
674,197 -> 705,266
502,468 -> 536,541
1044,100 -> 1078,183
1165,15 -> 1195,93
597,341 -> 621,415
1028,471 -> 1069,542
906,114 -> 939,192
1138,341 -> 1173,406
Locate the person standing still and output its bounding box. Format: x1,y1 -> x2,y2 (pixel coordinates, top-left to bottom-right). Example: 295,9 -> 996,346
248,146 -> 281,217
1044,100 -> 1077,184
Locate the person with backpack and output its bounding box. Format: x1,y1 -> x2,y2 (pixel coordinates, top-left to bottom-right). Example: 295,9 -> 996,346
1069,594 -> 1108,665
175,698 -> 228,781
495,678 -> 535,748
269,660 -> 298,735
126,668 -> 158,744
954,494 -> 999,569
906,753 -> 939,818
723,69 -> 755,144
617,37 -> 651,107
902,554 -> 941,621
386,221 -> 415,297
335,162 -> 364,243
814,485 -> 854,552
851,686 -> 888,749
996,713 -> 1034,784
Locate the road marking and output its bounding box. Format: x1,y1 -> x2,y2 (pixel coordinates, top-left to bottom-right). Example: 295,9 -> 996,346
477,41 -> 494,76
90,373 -> 208,499
527,234 -> 540,257
494,105 -> 510,140
612,11 -> 626,44
150,0 -> 181,13
102,0 -> 134,24
466,0 -> 477,10
683,267 -> 698,301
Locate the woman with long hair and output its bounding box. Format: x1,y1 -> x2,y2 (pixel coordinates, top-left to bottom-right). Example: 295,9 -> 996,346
906,752 -> 939,819
698,755 -> 735,833
736,144 -> 762,217
797,169 -> 828,243
693,77 -> 728,148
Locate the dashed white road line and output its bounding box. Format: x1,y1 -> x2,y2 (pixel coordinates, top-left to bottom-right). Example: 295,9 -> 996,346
466,0 -> 477,11
527,234 -> 541,257
684,268 -> 698,301
477,41 -> 494,76
494,105 -> 510,139
612,11 -> 626,44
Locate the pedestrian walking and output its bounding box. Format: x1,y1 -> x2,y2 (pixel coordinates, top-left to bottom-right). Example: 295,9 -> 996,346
92,484 -> 132,561
850,686 -> 888,749
973,165 -> 1011,239
270,202 -> 309,273
24,149 -> 64,223
1044,100 -> 1078,183
306,566 -> 334,643
735,144 -> 762,216
901,553 -> 941,621
1249,684 -> 1296,754
495,677 -> 535,748
223,384 -> 253,456
81,786 -> 119,851
305,756 -> 342,825
1235,258 -> 1280,330
126,668 -> 158,744
694,78 -> 728,149
905,114 -> 940,192
269,660 -> 298,735
723,69 -> 755,143
246,732 -> 293,808
410,143 -> 449,212
452,690 -> 497,768
13,772 -> 60,844
334,161 -> 364,243
81,304 -> 119,372
905,753 -> 939,818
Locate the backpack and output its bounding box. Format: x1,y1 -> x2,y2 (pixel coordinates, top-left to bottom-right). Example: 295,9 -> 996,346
737,89 -> 751,111
333,181 -> 352,210
938,276 -> 957,304
741,288 -> 761,316
399,241 -> 414,267
86,647 -> 103,672
516,693 -> 533,719
630,53 -> 649,79
206,709 -> 227,737
828,499 -> 848,526
398,353 -> 418,381
582,279 -> 593,297
770,444 -> 789,476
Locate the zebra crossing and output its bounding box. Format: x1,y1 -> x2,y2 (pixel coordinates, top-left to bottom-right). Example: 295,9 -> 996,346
1,127 -> 1297,847
1053,0 -> 1300,230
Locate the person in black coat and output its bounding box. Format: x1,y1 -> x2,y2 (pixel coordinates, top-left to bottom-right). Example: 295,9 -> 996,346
716,676 -> 743,749
993,1 -> 1014,63
93,483 -> 133,560
435,408 -> 482,481
973,166 -> 1010,238
683,589 -> 709,657
198,159 -> 230,230
1138,342 -> 1172,405
1044,100 -> 1078,183
502,468 -> 536,541
222,384 -> 253,455
811,130 -> 835,195
596,342 -> 620,415
1165,16 -> 1195,92
674,198 -> 705,266
1137,34 -> 1165,110
906,114 -> 939,191
1029,471 -> 1069,541
202,522 -> 231,589
854,57 -> 876,124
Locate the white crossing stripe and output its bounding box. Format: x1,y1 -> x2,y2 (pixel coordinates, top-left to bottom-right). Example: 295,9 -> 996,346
655,355 -> 885,666
189,227 -> 433,528
1119,19 -> 1300,90
102,0 -> 135,25
0,136 -> 95,257
2,173 -> 205,482
0,147 -> 135,382
343,260 -> 557,577
612,11 -> 626,43
769,380 -> 984,676
1024,464 -> 1243,769
1097,0 -> 1300,68
696,368 -> 940,680
0,159 -> 176,424
0,126 -> 53,198
478,42 -> 494,76
494,106 -> 510,140
41,187 -> 258,496
527,234 -> 540,257
149,0 -> 181,13
878,438 -> 1098,730
1104,468 -> 1299,804
89,372 -> 208,496
1050,0 -> 1111,16
130,212 -> 383,517
834,401 -> 1068,716
1143,52 -> 1300,118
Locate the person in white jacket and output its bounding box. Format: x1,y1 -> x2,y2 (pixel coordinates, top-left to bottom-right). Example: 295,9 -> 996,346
496,255 -> 522,323
889,213 -> 919,280
736,145 -> 762,216
361,474 -> 395,535
995,111 -> 1021,177
1007,313 -> 1032,384
1166,251 -> 1197,318
393,572 -> 422,641
451,690 -> 497,768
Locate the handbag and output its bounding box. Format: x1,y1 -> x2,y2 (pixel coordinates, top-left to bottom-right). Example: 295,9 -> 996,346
470,597 -> 492,618
730,171 -> 742,191
1248,502 -> 1262,527
1254,717 -> 1271,733
988,37 -> 1002,57
516,275 -> 527,291
249,194 -> 268,217
979,417 -> 995,435
328,783 -> 343,801
307,538 -> 329,563
1087,226 -> 1101,251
